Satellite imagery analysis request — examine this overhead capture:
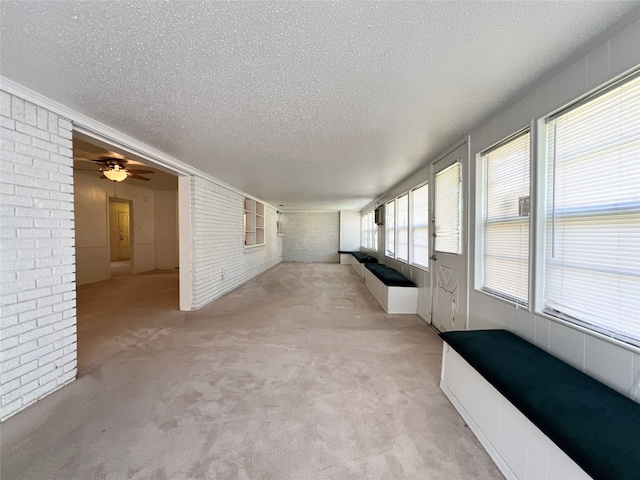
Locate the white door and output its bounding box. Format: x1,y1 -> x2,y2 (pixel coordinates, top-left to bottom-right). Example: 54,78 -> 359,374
431,143 -> 467,332
118,211 -> 130,260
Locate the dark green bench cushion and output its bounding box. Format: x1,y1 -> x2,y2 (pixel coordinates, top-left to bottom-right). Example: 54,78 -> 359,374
365,263 -> 416,287
350,252 -> 378,263
440,329 -> 640,480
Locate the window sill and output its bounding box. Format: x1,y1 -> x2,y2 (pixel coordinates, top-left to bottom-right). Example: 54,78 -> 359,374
244,243 -> 265,251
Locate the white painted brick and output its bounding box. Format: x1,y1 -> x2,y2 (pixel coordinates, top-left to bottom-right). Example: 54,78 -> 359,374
11,96 -> 25,122
15,142 -> 50,160
0,299 -> 35,316
0,398 -> 23,420
58,126 -> 72,140
16,122 -> 50,141
59,368 -> 76,383
1,356 -> 21,375
15,185 -> 50,199
37,329 -> 63,347
0,315 -> 19,330
36,106 -> 48,130
2,361 -> 39,387
0,335 -> 19,351
37,312 -> 63,327
52,299 -> 75,313
22,379 -> 55,405
1,378 -> 22,402
18,306 -> 54,323
38,347 -> 64,366
62,308 -> 76,319
49,134 -> 72,149
24,102 -> 37,126
1,193 -> 33,207
0,90 -> 11,117
1,126 -> 32,145
17,287 -> 52,303
2,320 -> 37,340
3,339 -> 38,362
19,343 -> 53,365
32,137 -> 58,153
36,293 -> 63,308
1,148 -> 35,166
47,111 -> 58,132
0,182 -> 15,194
1,216 -> 33,228
58,117 -> 72,131
0,116 -> 16,129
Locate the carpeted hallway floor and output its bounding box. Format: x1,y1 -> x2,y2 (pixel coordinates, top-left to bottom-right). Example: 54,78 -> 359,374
0,263 -> 503,479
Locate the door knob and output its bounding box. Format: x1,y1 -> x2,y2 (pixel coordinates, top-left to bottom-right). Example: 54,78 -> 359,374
430,255 -> 437,261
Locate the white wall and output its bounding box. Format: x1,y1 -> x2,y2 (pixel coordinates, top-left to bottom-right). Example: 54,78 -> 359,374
280,212 -> 340,263
188,177 -> 281,310
367,19 -> 640,401
339,210 -> 361,251
154,190 -> 178,270
0,90 -> 77,421
467,19 -> 640,401
360,162 -> 433,322
74,172 -> 158,285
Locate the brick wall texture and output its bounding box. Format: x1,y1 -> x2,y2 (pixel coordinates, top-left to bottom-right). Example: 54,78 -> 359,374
0,90 -> 77,421
280,212 -> 339,263
190,177 -> 281,309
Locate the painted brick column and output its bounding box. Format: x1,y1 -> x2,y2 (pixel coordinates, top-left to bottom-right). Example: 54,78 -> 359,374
0,90 -> 77,421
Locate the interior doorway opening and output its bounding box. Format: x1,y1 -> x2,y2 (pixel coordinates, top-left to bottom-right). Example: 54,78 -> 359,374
108,197 -> 133,277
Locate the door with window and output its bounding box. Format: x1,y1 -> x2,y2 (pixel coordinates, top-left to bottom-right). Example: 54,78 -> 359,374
431,143 -> 467,332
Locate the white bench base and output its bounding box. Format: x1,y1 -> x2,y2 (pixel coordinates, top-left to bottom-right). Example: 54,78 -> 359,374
350,256 -> 366,278
364,268 -> 418,314
440,342 -> 591,480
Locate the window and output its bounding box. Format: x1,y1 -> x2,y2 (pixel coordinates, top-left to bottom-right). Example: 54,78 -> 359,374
386,199 -> 395,256
480,131 -> 531,305
435,162 -> 462,254
361,210 -> 377,251
410,183 -> 429,268
244,198 -> 265,246
542,72 -> 640,346
362,212 -> 370,249
396,194 -> 409,261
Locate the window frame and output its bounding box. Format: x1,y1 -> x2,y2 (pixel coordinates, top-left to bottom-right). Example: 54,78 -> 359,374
409,182 -> 429,269
535,70 -> 640,348
477,128 -> 532,307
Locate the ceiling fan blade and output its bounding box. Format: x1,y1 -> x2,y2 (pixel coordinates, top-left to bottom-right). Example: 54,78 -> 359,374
126,169 -> 154,174
127,173 -> 151,181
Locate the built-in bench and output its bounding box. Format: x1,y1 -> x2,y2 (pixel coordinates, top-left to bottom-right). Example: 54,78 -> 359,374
339,251 -> 379,278
364,262 -> 418,314
439,329 -> 640,480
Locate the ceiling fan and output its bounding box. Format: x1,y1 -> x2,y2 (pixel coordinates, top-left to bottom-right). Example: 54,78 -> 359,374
75,152 -> 155,182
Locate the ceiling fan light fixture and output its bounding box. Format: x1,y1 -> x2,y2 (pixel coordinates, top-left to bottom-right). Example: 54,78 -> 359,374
103,169 -> 128,182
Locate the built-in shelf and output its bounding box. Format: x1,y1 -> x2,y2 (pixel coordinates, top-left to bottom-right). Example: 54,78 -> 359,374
244,198 -> 265,246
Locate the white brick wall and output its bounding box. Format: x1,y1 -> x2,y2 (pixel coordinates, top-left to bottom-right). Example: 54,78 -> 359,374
280,212 -> 339,263
189,177 -> 281,309
0,90 -> 77,421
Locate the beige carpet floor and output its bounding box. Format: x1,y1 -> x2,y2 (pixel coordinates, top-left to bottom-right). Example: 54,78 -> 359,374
1,263 -> 503,479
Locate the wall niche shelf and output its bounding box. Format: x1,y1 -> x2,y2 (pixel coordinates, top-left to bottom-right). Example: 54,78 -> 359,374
244,198 -> 265,246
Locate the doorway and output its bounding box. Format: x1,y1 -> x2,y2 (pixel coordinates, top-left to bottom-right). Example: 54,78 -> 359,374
108,197 -> 132,277
431,142 -> 468,332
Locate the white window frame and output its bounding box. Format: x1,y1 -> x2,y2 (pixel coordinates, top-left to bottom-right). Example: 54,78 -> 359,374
409,182 -> 429,270
478,129 -> 532,307
536,70 -> 640,348
386,199 -> 395,257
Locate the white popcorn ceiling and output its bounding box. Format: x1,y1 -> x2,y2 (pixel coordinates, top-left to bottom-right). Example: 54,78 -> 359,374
1,1 -> 638,210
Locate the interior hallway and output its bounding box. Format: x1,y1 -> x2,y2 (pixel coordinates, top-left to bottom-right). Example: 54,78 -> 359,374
0,264 -> 502,479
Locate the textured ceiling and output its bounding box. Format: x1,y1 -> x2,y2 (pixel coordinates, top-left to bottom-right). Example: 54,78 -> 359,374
1,1 -> 639,211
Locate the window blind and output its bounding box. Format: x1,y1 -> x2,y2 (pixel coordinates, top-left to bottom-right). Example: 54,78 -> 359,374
435,162 -> 462,254
396,194 -> 409,261
411,183 -> 429,268
482,131 -> 530,304
386,199 -> 395,256
544,73 -> 640,346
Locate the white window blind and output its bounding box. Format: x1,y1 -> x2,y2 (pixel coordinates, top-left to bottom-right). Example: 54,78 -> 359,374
543,72 -> 640,346
386,199 -> 395,256
435,162 -> 462,254
481,131 -> 530,304
372,212 -> 378,251
396,194 -> 409,261
410,183 -> 429,268
361,213 -> 368,249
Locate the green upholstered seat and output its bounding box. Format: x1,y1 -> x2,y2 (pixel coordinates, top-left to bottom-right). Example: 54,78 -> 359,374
440,329 -> 640,480
365,263 -> 416,287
